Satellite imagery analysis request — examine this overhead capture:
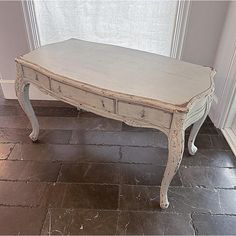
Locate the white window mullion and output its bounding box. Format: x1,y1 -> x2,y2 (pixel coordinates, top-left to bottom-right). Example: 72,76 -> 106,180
21,0 -> 41,50
170,0 -> 191,59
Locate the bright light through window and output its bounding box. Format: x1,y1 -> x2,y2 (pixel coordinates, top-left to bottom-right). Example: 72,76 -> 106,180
33,0 -> 178,56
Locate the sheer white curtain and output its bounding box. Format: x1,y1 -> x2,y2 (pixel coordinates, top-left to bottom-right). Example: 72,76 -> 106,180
33,0 -> 178,56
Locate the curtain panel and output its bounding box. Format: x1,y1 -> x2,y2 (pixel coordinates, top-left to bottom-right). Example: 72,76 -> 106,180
34,0 -> 178,56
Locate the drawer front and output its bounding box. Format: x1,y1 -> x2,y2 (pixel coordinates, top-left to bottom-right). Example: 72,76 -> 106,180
118,101 -> 172,128
51,80 -> 115,113
23,67 -> 50,89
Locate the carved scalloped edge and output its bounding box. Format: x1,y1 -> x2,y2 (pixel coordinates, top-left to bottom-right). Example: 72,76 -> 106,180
15,57 -> 216,113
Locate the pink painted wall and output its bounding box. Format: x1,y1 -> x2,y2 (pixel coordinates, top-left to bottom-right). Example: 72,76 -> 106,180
0,1 -> 30,81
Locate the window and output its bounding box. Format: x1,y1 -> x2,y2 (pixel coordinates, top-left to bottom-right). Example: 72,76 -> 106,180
23,1 -> 189,58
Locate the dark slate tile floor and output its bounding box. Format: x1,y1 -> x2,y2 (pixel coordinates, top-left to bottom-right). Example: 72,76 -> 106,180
0,98 -> 236,235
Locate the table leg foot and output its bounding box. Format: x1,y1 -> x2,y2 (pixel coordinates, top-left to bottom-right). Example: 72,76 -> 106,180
29,131 -> 39,142
160,195 -> 169,209
188,142 -> 198,155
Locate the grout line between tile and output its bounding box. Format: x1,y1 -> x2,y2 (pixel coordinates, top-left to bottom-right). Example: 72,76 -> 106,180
39,208 -> 49,235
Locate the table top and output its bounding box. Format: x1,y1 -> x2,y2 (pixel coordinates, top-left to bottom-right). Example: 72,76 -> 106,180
18,39 -> 215,111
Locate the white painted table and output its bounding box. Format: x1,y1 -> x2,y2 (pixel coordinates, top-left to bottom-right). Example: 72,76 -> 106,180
15,39 -> 215,209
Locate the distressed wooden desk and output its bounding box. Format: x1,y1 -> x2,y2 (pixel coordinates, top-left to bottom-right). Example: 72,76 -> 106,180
15,39 -> 215,209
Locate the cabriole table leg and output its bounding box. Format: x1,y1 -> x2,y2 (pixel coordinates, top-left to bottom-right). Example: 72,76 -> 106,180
15,65 -> 39,142
160,112 -> 185,209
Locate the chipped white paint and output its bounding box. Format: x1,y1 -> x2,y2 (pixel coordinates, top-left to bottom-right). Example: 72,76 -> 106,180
160,112 -> 186,208
15,39 -> 215,209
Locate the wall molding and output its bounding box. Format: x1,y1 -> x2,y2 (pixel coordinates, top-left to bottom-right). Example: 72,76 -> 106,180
209,41 -> 236,128
171,0 -> 191,59
221,128 -> 236,157
217,42 -> 236,128
209,2 -> 236,129
21,0 -> 40,50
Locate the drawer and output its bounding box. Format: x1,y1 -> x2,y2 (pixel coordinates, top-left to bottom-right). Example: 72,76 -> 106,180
51,80 -> 115,113
23,66 -> 50,89
118,101 -> 172,128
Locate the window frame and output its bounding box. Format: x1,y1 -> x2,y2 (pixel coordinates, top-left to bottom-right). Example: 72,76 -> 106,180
21,0 -> 190,59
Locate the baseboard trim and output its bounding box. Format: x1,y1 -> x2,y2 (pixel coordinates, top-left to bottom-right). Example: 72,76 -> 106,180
221,127 -> 236,157
0,80 -> 55,100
